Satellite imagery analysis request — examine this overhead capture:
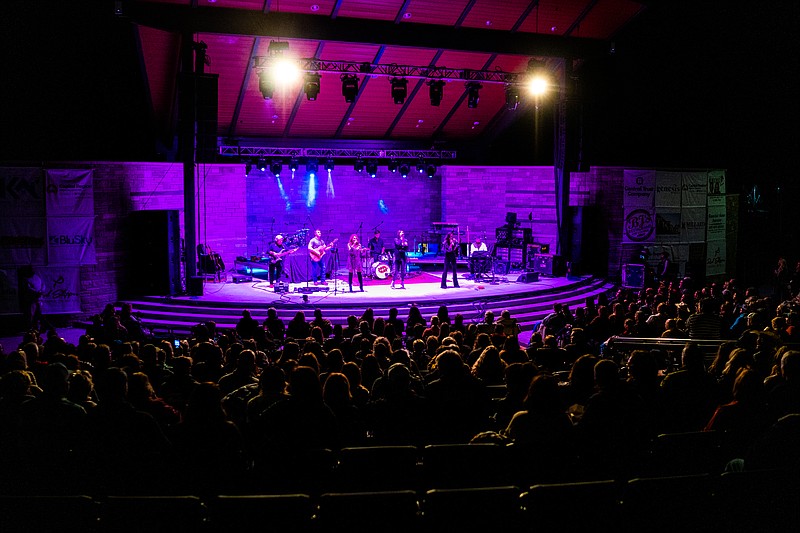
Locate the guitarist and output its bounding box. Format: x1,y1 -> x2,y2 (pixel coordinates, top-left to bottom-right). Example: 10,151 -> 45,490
267,234 -> 288,287
307,229 -> 335,285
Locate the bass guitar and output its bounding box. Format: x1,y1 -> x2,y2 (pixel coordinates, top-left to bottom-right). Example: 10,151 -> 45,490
309,238 -> 338,262
268,247 -> 299,264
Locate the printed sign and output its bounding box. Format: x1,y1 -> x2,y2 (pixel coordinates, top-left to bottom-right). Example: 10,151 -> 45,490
656,171 -> 682,207
623,207 -> 656,243
46,169 -> 94,216
623,170 -> 656,207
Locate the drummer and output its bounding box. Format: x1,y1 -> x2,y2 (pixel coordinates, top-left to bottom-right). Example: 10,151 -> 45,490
368,230 -> 385,261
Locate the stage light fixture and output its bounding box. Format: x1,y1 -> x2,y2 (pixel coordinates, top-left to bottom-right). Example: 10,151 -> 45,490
341,74 -> 359,103
399,162 -> 410,178
303,72 -> 321,101
388,159 -> 398,173
416,157 -> 425,174
245,162 -> 253,176
354,157 -> 364,173
465,82 -> 482,108
426,164 -> 437,178
289,157 -> 299,172
390,77 -> 408,104
256,158 -> 267,172
324,159 -> 335,172
526,58 -> 549,96
270,160 -> 282,177
505,84 -> 520,110
272,58 -> 301,85
428,80 -> 445,106
366,160 -> 378,178
257,71 -> 274,100
306,159 -> 318,177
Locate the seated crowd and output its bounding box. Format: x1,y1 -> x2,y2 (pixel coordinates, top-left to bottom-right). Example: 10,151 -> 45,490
1,274 -> 800,496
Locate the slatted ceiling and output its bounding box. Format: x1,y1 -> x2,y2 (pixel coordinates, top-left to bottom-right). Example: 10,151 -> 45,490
518,0 -> 589,35
435,50 -> 494,70
319,41 -> 381,62
139,26 -> 181,130
140,0 -> 188,5
488,53 -> 534,73
402,0 -> 472,27
377,46 -> 439,67
340,79 -> 403,138
267,0 -> 338,16
201,34 -> 251,129
460,0 -> 533,32
336,0 -> 406,21
200,0 -> 263,8
287,72 -> 351,136
390,83 -> 456,138
440,83 -> 506,139
576,0 -> 644,39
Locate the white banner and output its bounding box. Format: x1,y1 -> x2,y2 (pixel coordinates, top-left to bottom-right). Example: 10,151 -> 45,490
47,217 -> 96,265
706,240 -> 726,277
707,170 -> 726,195
656,171 -> 682,207
681,207 -> 707,243
0,167 -> 44,217
682,172 -> 708,207
655,207 -> 681,243
46,169 -> 94,216
39,266 -> 81,314
623,170 -> 656,207
707,195 -> 727,241
0,217 -> 47,265
623,207 -> 656,244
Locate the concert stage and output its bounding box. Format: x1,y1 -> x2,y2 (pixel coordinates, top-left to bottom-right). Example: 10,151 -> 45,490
125,268 -> 616,346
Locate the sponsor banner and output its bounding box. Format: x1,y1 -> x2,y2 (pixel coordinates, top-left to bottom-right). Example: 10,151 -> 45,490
47,217 -> 96,265
655,207 -> 681,243
623,169 -> 656,207
707,170 -> 726,195
682,172 -> 708,207
0,217 -> 47,265
39,266 -> 81,314
681,207 -> 707,243
0,167 -> 44,217
0,267 -> 19,314
707,195 -> 727,241
706,240 -> 726,277
623,207 -> 656,244
46,169 -> 94,216
655,171 -> 682,207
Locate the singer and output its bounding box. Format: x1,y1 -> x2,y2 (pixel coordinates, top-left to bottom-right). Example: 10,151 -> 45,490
391,229 -> 409,289
440,231 -> 460,289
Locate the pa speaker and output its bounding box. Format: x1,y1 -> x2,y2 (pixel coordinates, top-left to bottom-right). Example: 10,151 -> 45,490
188,276 -> 204,296
622,263 -> 646,288
516,272 -> 540,283
532,254 -> 565,276
493,261 -> 510,275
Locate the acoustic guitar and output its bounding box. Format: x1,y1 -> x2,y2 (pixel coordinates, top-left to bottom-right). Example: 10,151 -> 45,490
268,247 -> 299,264
309,238 -> 338,262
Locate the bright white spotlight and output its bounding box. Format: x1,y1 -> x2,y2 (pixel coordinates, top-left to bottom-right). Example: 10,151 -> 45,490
271,58 -> 301,86
528,76 -> 548,96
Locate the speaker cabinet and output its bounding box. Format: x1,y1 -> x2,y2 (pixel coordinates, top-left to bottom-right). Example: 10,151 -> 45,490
622,263 -> 646,288
187,276 -> 204,296
532,254 -> 565,276
179,73 -> 219,163
516,271 -> 540,283
128,210 -> 182,296
493,261 -> 510,275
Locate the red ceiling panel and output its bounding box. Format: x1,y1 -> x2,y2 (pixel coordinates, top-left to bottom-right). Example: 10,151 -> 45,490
575,0 -> 644,39
460,0 -> 532,32
140,0 -> 190,5
264,0 -> 338,16
488,53 -> 535,74
139,26 -> 181,134
319,41 -> 381,63
336,0 -> 405,21
517,0 -> 589,36
401,0 -> 471,27
287,71 -> 351,137
440,82 -> 506,140
198,0 -> 263,9
201,34 -> 254,132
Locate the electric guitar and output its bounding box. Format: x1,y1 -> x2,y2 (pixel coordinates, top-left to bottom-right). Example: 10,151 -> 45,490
309,238 -> 338,262
268,247 -> 298,264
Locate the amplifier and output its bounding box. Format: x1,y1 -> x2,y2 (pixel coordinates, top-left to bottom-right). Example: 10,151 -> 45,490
622,263 -> 646,288
495,226 -> 510,242
532,254 -> 565,276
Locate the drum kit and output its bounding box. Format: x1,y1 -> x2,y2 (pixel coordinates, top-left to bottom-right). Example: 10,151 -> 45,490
285,228 -> 310,247
366,252 -> 393,279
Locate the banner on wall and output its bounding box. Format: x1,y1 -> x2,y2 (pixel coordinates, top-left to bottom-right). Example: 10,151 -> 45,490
682,172 -> 708,207
706,240 -> 726,277
0,167 -> 44,217
45,169 -> 94,215
47,217 -> 96,265
0,267 -> 19,314
623,207 -> 656,244
39,266 -> 81,314
655,208 -> 681,243
707,195 -> 727,241
707,170 -> 726,195
623,170 -> 656,207
0,217 -> 47,265
681,207 -> 707,242
655,171 -> 682,207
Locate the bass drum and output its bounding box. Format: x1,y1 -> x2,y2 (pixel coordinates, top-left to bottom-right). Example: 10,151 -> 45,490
371,261 -> 391,280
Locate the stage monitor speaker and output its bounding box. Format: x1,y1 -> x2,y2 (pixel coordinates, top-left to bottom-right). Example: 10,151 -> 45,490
532,254 -> 565,276
128,210 -> 182,296
517,271 -> 540,283
188,276 -> 204,296
493,261 -> 510,275
622,263 -> 646,288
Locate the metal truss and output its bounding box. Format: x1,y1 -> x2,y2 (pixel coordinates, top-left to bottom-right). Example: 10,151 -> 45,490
253,57 -> 522,85
219,145 -> 457,160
